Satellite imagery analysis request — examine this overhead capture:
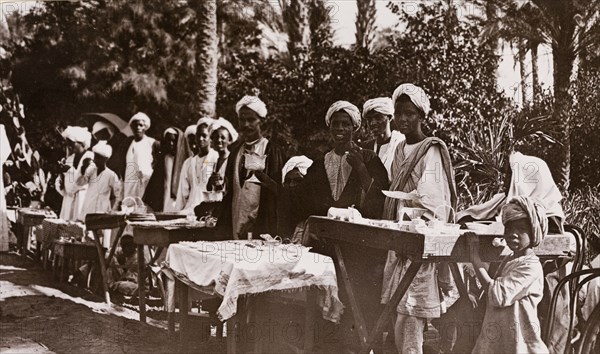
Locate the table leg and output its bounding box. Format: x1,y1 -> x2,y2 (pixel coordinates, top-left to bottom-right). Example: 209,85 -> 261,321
138,244 -> 146,322
227,314 -> 239,354
333,244 -> 370,350
366,261 -> 422,354
177,279 -> 189,347
60,255 -> 65,282
449,263 -> 469,300
105,225 -> 125,267
92,230 -> 111,304
303,288 -> 317,354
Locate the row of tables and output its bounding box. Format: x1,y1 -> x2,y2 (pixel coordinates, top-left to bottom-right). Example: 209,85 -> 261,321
14,208 -> 574,354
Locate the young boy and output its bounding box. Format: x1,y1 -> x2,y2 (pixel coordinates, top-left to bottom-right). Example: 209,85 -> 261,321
466,196 -> 549,353
175,122 -> 219,212
107,235 -> 139,296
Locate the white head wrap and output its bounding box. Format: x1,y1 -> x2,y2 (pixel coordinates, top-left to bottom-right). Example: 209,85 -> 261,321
92,121 -> 116,140
281,156 -> 313,183
362,97 -> 394,118
392,83 -> 431,115
92,140 -> 113,158
184,125 -> 196,137
197,117 -> 215,128
235,95 -> 268,118
210,117 -> 239,143
129,112 -> 151,129
164,127 -> 178,137
502,196 -> 548,248
65,126 -> 92,149
325,101 -> 362,131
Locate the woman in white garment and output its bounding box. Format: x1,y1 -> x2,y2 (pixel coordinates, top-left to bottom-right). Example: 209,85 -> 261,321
55,126 -> 94,221
175,121 -> 219,213
361,97 -> 405,180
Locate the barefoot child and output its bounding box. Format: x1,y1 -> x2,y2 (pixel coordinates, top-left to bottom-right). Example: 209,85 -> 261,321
467,196 -> 549,353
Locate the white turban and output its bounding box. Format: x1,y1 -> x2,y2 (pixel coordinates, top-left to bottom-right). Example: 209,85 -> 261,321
92,121 -> 116,139
210,117 -> 239,143
64,126 -> 92,149
392,83 -> 431,115
197,117 -> 215,128
281,156 -> 313,183
92,140 -> 113,158
235,95 -> 268,118
362,97 -> 394,118
502,196 -> 548,248
184,125 -> 196,137
325,101 -> 362,131
129,112 -> 151,129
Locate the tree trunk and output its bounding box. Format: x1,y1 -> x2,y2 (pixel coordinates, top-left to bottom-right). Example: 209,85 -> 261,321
518,38 -> 529,106
282,0 -> 311,63
355,0 -> 376,51
190,0 -> 218,119
530,41 -> 541,104
552,6 -> 577,194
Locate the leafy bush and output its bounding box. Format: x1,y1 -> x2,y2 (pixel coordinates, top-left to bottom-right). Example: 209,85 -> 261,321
562,185 -> 600,263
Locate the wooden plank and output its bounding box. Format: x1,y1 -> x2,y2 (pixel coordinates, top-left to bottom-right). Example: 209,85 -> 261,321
137,245 -> 146,322
366,261 -> 422,353
85,213 -> 126,231
333,243 -> 370,350
92,230 -> 111,304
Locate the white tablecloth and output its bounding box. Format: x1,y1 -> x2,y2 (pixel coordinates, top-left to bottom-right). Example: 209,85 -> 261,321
163,240 -> 343,322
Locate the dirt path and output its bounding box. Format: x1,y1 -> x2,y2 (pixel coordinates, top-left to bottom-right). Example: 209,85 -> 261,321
0,253 -> 223,353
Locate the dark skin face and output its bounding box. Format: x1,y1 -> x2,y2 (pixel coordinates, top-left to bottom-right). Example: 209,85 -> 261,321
284,168 -> 304,188
131,120 -> 147,141
329,111 -> 354,152
238,107 -> 262,141
211,128 -> 231,154
394,95 -> 426,143
163,132 -> 178,155
366,110 -> 392,141
70,140 -> 86,155
187,134 -> 198,155
120,236 -> 136,257
93,154 -> 108,170
195,125 -> 210,155
94,128 -> 112,142
503,218 -> 534,256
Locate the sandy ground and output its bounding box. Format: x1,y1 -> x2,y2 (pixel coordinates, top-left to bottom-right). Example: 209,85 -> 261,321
0,253 -> 225,353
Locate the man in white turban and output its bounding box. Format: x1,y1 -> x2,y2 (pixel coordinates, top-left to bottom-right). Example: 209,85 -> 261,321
220,95 -> 286,239
281,155 -> 313,184
235,95 -> 268,118
121,112 -> 157,200
325,100 -> 361,131
92,121 -> 116,142
55,126 -> 95,221
392,83 -> 431,116
77,142 -> 122,245
362,97 -> 405,179
382,83 -> 458,354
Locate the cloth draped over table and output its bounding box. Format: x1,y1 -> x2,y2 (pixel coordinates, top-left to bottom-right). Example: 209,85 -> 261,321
163,241 -> 344,322
456,151 -> 564,232
380,137 -> 457,319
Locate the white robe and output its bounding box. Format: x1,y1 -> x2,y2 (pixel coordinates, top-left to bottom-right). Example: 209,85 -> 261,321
77,164 -> 122,222
162,155 -> 177,212
1,125 -> 11,252
373,130 -> 405,180
55,151 -> 95,221
175,150 -> 219,213
123,136 -> 155,200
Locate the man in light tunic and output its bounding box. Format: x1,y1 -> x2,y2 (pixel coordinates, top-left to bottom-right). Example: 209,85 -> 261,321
122,113 -> 156,200
55,126 -> 94,221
